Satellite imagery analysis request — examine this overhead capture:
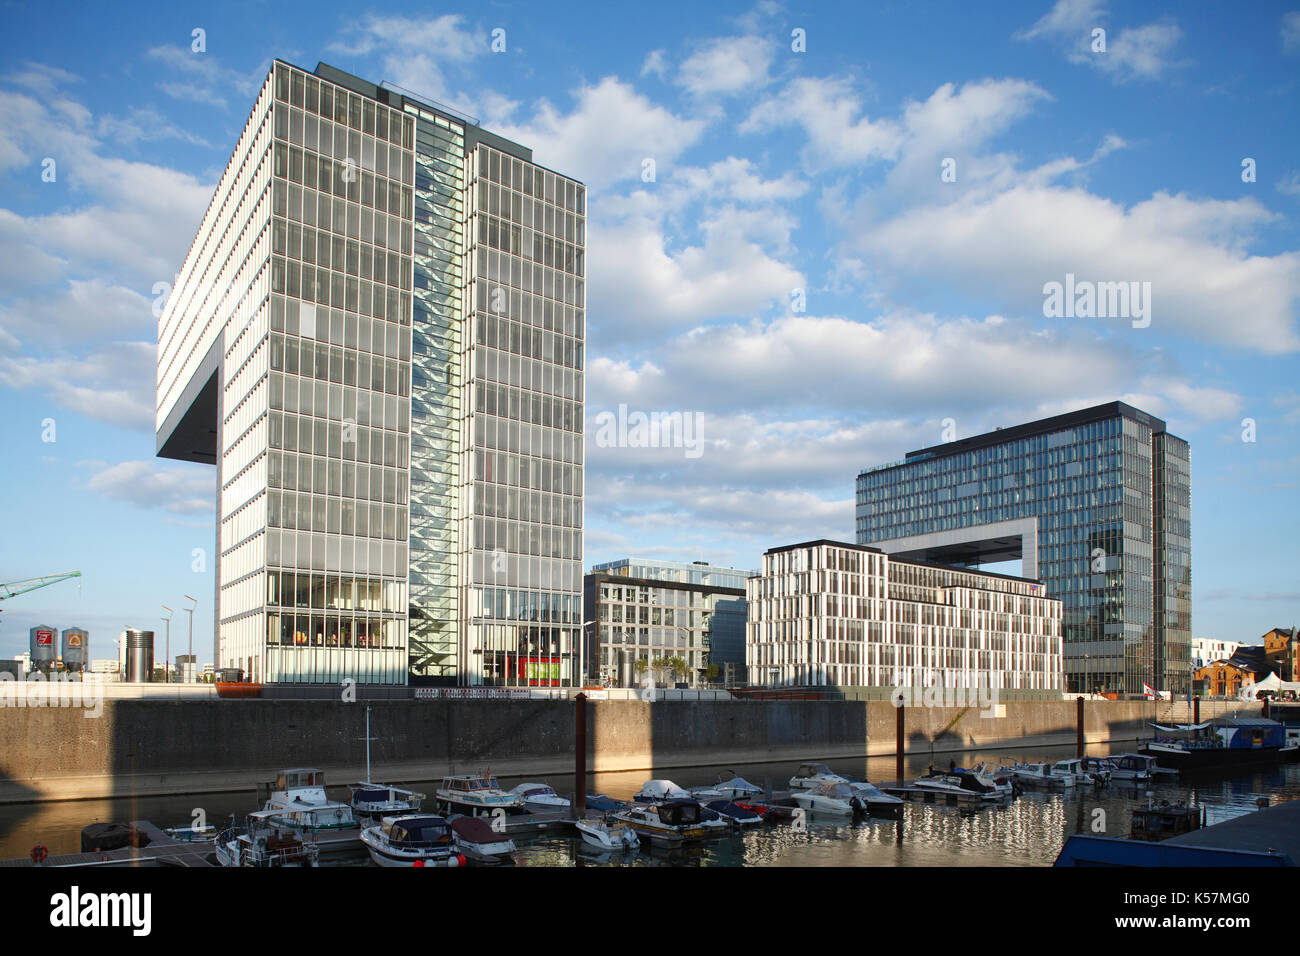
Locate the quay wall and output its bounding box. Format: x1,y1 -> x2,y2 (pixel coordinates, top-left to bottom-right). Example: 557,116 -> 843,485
0,697 -> 1258,803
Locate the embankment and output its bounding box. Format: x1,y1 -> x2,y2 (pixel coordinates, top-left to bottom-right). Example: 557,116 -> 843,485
0,697 -> 1255,803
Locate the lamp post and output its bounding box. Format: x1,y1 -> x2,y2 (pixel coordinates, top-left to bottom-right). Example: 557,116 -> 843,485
161,605 -> 173,683
183,595 -> 197,683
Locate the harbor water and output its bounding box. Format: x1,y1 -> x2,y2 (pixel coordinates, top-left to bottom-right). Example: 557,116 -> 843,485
3,743 -> 1297,866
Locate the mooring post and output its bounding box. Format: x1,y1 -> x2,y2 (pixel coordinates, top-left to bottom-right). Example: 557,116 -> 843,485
1193,695 -> 1200,725
574,692 -> 587,819
1076,695 -> 1085,758
895,696 -> 905,784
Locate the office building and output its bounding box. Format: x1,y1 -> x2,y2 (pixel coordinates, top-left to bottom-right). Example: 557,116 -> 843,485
156,60 -> 585,686
1191,637 -> 1242,669
584,559 -> 751,687
746,540 -> 1062,691
856,402 -> 1190,695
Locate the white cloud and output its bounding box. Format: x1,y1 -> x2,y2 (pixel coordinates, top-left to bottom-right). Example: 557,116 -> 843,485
492,77 -> 706,191
0,279 -> 153,346
852,187 -> 1300,353
641,49 -> 668,79
676,35 -> 775,97
0,343 -> 157,430
329,14 -> 484,115
741,76 -> 902,169
1016,0 -> 1185,81
1283,11 -> 1300,52
87,460 -> 215,514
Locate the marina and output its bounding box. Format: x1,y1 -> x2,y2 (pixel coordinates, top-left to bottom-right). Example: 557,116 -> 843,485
5,745 -> 1298,868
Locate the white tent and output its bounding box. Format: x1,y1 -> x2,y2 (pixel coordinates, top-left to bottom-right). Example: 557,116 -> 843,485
1237,671 -> 1300,700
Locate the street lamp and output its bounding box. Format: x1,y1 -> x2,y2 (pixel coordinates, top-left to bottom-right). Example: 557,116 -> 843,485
183,594 -> 197,684
161,605 -> 173,684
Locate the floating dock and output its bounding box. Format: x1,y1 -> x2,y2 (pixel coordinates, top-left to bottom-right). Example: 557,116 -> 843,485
1055,798 -> 1300,866
2,821 -> 217,868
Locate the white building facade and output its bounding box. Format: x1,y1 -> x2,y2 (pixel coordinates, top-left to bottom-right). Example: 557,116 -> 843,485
746,540 -> 1063,692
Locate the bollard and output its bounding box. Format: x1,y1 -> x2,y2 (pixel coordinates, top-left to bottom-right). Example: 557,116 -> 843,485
574,692 -> 587,819
895,696 -> 905,783
1193,695 -> 1200,726
1076,695 -> 1085,758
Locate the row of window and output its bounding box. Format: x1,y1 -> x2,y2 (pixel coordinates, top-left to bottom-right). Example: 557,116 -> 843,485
472,517 -> 581,561
275,63 -> 414,150
478,143 -> 584,215
268,449 -> 406,500
272,215 -> 409,290
473,484 -> 581,529
479,214 -> 584,277
268,492 -> 406,541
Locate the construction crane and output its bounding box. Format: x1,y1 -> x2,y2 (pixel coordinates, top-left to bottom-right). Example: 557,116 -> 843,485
0,571 -> 82,602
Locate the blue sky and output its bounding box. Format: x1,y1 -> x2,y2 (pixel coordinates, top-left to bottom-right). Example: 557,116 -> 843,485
1,0 -> 1297,662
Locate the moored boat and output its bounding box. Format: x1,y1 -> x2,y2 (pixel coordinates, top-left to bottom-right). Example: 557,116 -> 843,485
511,782 -> 571,811
1141,719 -> 1289,772
612,800 -> 709,845
349,783 -> 425,823
435,773 -> 524,816
215,811 -> 319,868
361,814 -> 464,868
575,817 -> 640,850
448,815 -> 516,863
262,768 -> 363,857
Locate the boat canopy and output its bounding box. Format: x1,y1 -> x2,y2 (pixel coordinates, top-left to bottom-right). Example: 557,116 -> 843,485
639,779 -> 691,799
717,776 -> 762,794
387,817 -> 451,847
1150,722 -> 1213,733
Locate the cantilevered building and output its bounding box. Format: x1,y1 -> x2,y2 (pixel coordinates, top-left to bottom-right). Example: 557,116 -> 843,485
855,402 -> 1190,696
156,61 -> 586,686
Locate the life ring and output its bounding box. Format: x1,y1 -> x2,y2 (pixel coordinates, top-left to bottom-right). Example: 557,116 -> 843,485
31,844 -> 48,864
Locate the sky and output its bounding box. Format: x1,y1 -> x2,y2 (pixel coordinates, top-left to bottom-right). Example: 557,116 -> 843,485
0,0 -> 1297,663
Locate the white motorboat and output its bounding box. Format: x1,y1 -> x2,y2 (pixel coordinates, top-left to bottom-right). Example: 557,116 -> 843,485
262,768 -> 363,856
1051,758 -> 1103,786
846,780 -> 906,814
350,783 -> 425,823
959,763 -> 1016,796
1009,762 -> 1077,787
789,762 -> 850,790
361,814 -> 464,868
913,770 -> 1004,801
791,781 -> 860,815
449,815 -> 516,863
215,811 -> 319,868
435,773 -> 524,816
634,779 -> 694,802
511,782 -> 571,811
612,800 -> 709,845
690,776 -> 765,802
574,817 -> 640,851
1108,753 -> 1158,782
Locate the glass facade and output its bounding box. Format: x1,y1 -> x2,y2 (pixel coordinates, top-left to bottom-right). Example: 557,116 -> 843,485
461,140 -> 586,687
158,60 -> 584,686
855,403 -> 1191,695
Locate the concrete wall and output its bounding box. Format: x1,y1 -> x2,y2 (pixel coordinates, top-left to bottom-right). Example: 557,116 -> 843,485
0,697 -> 1260,803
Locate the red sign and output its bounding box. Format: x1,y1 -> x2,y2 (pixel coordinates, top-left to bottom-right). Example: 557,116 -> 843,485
35,630 -> 53,646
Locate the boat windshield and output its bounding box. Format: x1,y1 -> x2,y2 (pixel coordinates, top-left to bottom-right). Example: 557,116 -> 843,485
391,821 -> 450,846
825,784 -> 853,798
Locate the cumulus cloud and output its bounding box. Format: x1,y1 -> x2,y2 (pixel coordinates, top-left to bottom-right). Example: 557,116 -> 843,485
492,77 -> 706,192
1016,0 -> 1185,81
87,460 -> 215,514
676,35 -> 776,98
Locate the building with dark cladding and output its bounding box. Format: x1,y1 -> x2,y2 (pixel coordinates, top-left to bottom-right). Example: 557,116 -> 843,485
856,402 -> 1190,695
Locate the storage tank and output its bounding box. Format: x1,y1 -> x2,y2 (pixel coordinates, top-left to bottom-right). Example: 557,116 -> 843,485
124,629 -> 154,683
29,626 -> 57,672
61,627 -> 89,672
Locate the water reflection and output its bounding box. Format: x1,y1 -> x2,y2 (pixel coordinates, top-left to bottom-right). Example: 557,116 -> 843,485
4,742 -> 1298,867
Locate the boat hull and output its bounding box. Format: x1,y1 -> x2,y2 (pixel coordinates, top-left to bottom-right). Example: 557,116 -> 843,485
1140,744 -> 1285,772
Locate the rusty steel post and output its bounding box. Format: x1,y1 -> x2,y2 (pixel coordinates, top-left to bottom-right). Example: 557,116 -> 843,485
1076,695 -> 1085,758
574,692 -> 587,818
895,696 -> 905,783
1193,695 -> 1200,725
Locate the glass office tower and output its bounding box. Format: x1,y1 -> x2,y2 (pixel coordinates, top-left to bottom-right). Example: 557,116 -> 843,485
855,402 -> 1190,695
157,60 -> 584,686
